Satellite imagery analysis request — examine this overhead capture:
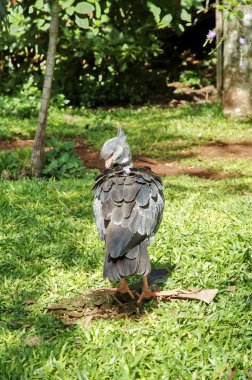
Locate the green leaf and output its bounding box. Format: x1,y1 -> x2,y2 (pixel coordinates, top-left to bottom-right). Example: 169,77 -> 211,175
147,1 -> 161,23
75,15 -> 89,29
35,0 -> 44,10
100,14 -> 110,23
60,0 -> 75,9
94,53 -> 102,65
91,27 -> 99,36
75,2 -> 95,15
178,23 -> 185,32
236,10 -> 244,19
159,14 -> 172,28
181,9 -> 191,23
66,6 -> 75,16
95,1 -> 101,19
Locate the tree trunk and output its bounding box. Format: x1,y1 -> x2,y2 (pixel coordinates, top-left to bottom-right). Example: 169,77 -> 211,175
216,0 -> 223,99
30,0 -> 59,176
222,5 -> 252,117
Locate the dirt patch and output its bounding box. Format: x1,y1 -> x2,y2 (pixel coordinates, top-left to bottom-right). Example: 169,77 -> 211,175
0,137 -> 248,180
0,139 -> 34,150
71,138 -> 104,170
73,143 -> 236,179
134,157 -> 234,179
193,141 -> 252,158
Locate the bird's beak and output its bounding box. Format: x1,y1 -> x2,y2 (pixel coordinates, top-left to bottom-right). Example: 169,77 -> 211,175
105,155 -> 114,169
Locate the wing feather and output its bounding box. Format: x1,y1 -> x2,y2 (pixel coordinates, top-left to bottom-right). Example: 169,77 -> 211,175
93,166 -> 164,252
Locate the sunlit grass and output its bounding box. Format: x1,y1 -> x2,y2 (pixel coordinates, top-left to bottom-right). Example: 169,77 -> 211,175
0,175 -> 251,379
0,101 -> 251,378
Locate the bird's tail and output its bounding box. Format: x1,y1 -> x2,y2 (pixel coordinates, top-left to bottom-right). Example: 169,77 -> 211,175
103,242 -> 151,281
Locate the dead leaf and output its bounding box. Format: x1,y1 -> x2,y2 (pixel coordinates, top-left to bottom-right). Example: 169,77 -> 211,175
153,289 -> 218,304
170,310 -> 178,315
22,323 -> 31,330
25,336 -> 41,347
227,368 -> 236,379
215,365 -> 227,378
84,315 -> 93,326
227,286 -> 236,292
22,299 -> 36,305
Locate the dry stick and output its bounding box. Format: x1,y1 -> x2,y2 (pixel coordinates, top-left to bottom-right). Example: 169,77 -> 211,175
95,288 -> 219,304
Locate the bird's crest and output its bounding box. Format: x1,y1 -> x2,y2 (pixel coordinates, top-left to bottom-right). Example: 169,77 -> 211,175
117,128 -> 126,141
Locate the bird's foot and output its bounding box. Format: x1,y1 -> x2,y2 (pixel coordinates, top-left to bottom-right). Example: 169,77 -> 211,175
94,284 -> 135,300
137,290 -> 158,303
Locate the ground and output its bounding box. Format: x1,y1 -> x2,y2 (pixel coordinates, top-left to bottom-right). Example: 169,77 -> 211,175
0,103 -> 251,379
0,137 -> 252,179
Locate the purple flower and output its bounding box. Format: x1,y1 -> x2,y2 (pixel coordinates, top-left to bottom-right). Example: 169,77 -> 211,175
239,37 -> 246,45
240,60 -> 245,68
207,30 -> 216,39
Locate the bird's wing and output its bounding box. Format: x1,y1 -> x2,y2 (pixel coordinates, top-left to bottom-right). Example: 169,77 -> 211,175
92,166 -> 164,259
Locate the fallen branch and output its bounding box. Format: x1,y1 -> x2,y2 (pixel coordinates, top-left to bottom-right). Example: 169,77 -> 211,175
151,288 -> 218,304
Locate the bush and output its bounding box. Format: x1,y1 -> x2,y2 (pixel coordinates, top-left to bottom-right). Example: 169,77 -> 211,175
43,139 -> 85,179
0,148 -> 31,178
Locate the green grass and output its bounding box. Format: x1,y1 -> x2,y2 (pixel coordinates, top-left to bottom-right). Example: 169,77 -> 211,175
1,101 -> 252,178
0,175 -> 251,379
0,101 -> 252,378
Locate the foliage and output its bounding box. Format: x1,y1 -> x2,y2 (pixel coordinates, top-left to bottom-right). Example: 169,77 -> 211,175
0,148 -> 31,178
0,90 -> 69,119
0,78 -> 40,118
43,139 -> 85,179
0,0 -> 215,106
0,137 -> 85,180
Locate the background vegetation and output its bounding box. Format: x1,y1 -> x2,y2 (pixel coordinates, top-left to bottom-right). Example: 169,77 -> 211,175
0,0 -> 216,106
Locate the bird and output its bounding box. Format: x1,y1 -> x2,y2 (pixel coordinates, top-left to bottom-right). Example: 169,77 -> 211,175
92,128 -> 164,302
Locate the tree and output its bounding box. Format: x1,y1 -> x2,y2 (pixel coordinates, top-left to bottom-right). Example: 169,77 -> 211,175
30,0 -> 59,176
222,5 -> 252,117
216,1 -> 252,118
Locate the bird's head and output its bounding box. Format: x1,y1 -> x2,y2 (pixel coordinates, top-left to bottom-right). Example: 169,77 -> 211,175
101,128 -> 132,169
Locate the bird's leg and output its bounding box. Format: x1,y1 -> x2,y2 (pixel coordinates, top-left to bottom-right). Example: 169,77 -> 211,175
94,278 -> 135,299
137,275 -> 158,303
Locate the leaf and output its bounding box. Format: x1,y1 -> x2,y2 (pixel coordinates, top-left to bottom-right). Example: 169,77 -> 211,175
94,53 -> 103,65
75,15 -> 89,29
147,1 -> 161,23
100,14 -> 110,23
75,2 -> 95,15
236,10 -> 244,19
60,0 -> 75,9
227,368 -> 237,379
22,299 -> 36,305
159,14 -> 172,28
35,0 -> 44,10
152,289 -> 218,304
181,9 -> 191,23
25,336 -> 41,347
95,1 -> 101,19
178,23 -> 185,32
66,6 -> 75,16
227,286 -> 236,292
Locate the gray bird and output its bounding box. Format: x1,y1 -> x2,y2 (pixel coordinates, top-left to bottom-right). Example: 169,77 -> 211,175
92,129 -> 164,302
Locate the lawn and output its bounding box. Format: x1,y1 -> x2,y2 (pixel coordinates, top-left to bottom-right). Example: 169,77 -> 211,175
0,101 -> 251,379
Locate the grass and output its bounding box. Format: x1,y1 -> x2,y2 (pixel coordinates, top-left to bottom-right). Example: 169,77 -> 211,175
1,101 -> 252,177
0,100 -> 252,379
